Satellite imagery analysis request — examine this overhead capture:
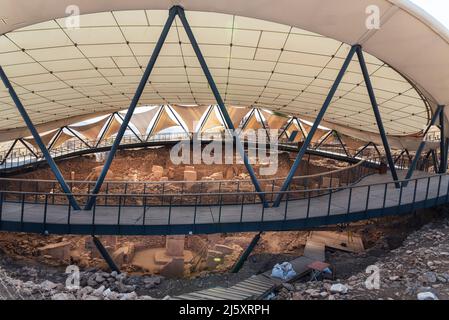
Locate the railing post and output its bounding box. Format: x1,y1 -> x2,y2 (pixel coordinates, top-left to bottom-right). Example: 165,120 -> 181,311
168,196 -> 173,225
0,192 -> 3,229
143,196 -> 147,226
20,193 -> 25,230
117,196 -> 122,225
440,106 -> 447,173
365,185 -> 371,215
43,194 -> 48,231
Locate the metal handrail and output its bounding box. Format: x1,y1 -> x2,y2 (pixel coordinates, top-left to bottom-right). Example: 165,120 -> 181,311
0,172 -> 446,237
0,172 -> 442,197
0,159 -> 368,185
0,130 -> 425,171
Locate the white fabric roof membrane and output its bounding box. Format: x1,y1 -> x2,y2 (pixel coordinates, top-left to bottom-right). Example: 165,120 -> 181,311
0,0 -> 447,146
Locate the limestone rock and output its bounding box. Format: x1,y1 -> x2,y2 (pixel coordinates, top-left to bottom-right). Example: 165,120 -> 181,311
38,242 -> 71,260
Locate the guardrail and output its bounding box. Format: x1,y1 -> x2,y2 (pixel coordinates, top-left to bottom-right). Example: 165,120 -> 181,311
0,131 -> 429,173
0,159 -> 376,207
0,172 -> 446,235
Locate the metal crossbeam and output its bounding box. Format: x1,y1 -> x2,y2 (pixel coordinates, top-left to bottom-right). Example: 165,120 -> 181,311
314,130 -> 333,150
176,6 -> 267,207
0,139 -> 18,165
85,6 -> 267,209
84,7 -> 178,210
334,131 -> 351,157
95,114 -> 115,148
65,126 -> 92,148
48,128 -> 63,151
0,66 -> 81,210
355,45 -> 400,188
273,45 -> 357,207
115,112 -> 143,142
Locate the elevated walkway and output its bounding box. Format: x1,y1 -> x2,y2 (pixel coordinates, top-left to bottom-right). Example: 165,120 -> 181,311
0,170 -> 446,236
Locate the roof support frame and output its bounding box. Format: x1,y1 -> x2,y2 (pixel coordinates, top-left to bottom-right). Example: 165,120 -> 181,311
353,142 -> 372,158
18,139 -> 39,159
48,127 -> 63,151
176,6 -> 267,207
254,108 -> 271,141
115,112 -> 144,143
167,105 -> 190,135
166,105 -> 190,135
146,106 -> 164,140
296,118 -> 308,141
272,45 -> 357,207
334,131 -> 351,157
95,113 -> 115,148
65,126 -> 92,149
0,139 -> 18,165
355,45 -> 400,188
0,66 -> 81,210
197,105 -> 214,133
84,6 -> 178,210
314,130 -> 333,150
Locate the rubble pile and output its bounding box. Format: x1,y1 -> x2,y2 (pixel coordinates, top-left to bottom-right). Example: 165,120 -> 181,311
275,216 -> 449,300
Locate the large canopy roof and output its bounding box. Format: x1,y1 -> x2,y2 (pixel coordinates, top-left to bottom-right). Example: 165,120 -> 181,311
0,0 -> 448,144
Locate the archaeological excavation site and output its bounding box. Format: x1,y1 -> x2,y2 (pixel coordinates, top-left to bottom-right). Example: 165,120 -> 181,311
1,0 -> 449,306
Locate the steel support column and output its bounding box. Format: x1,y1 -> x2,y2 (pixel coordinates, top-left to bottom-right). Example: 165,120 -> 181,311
177,6 -> 267,207
84,7 -> 178,210
404,105 -> 444,186
231,232 -> 262,273
92,236 -> 120,273
355,45 -> 400,188
440,106 -> 447,173
273,45 -> 357,207
0,66 -> 80,210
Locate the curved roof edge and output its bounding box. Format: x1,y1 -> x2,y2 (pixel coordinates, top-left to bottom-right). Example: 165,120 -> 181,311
1,0 -> 448,136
